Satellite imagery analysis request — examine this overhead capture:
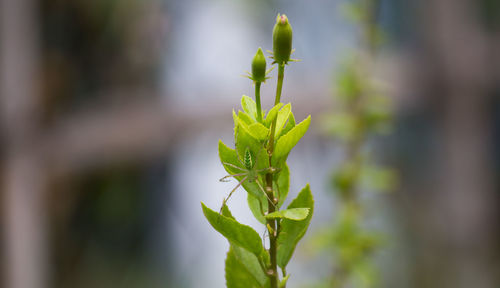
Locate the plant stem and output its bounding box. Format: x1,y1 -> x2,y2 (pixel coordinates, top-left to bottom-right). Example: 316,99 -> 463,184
265,173 -> 278,288
265,63 -> 286,288
275,64 -> 285,105
268,64 -> 285,154
255,81 -> 263,122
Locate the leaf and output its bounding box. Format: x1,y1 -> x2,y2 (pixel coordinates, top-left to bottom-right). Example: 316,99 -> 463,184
274,103 -> 291,137
226,247 -> 265,288
219,140 -> 244,174
238,110 -> 254,126
265,208 -> 310,221
248,193 -> 267,224
231,245 -> 270,288
232,110 -> 239,139
222,206 -> 270,288
242,95 -> 257,120
279,274 -> 290,288
280,112 -> 296,137
235,122 -> 264,163
248,122 -> 270,141
235,121 -> 269,174
236,116 -> 266,142
201,203 -> 264,256
274,164 -> 290,208
273,116 -> 311,166
218,140 -> 264,199
276,184 -> 314,268
221,203 -> 235,219
264,103 -> 284,127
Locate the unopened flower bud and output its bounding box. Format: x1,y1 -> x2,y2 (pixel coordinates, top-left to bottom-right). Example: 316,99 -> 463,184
251,47 -> 267,82
272,14 -> 293,65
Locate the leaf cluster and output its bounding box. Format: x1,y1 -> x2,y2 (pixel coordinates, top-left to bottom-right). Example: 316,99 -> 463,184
202,93 -> 313,287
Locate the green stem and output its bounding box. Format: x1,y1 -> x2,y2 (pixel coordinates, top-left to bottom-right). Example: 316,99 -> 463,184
255,81 -> 263,122
268,64 -> 285,154
265,172 -> 278,288
275,64 -> 285,105
265,63 -> 286,288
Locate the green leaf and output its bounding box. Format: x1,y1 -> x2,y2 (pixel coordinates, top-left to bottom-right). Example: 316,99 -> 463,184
264,103 -> 284,127
248,122 -> 270,141
273,115 -> 311,166
280,112 -> 296,137
219,140 -> 244,174
218,141 -> 264,199
235,122 -> 264,163
279,274 -> 290,288
276,184 -> 314,268
265,208 -> 310,221
236,116 -> 266,142
274,103 -> 291,137
248,193 -> 267,224
231,245 -> 270,288
221,203 -> 235,219
222,205 -> 269,288
238,111 -> 254,126
274,164 -> 290,208
235,121 -> 269,175
201,203 -> 264,256
232,110 -> 239,139
226,247 -> 265,288
242,95 -> 257,120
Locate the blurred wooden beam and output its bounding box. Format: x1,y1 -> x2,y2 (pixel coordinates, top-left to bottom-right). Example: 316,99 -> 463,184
0,0 -> 48,288
409,0 -> 498,287
41,89 -> 328,176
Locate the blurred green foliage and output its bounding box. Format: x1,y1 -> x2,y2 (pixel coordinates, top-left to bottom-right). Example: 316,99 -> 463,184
308,0 -> 396,287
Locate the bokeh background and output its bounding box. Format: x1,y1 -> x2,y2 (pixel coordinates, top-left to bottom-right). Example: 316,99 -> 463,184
1,0 -> 499,288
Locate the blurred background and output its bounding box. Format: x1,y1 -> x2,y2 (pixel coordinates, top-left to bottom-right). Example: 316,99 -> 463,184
0,0 -> 499,287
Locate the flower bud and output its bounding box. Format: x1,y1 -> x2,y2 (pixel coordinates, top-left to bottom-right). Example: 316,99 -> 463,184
251,47 -> 267,82
272,14 -> 293,65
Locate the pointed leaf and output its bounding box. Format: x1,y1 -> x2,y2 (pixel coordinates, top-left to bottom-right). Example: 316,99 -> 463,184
276,184 -> 314,268
226,247 -> 264,288
202,203 -> 264,256
248,122 -> 270,141
274,164 -> 290,208
219,140 -> 244,174
264,103 -> 284,127
274,104 -> 291,137
231,245 -> 270,288
232,110 -> 239,140
221,203 -> 235,219
273,116 -> 311,166
238,110 -> 254,126
280,112 -> 296,137
242,95 -> 257,120
222,206 -> 270,288
265,208 -> 310,221
236,117 -> 262,142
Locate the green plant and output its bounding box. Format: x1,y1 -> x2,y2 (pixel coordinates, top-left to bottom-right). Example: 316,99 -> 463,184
201,14 -> 314,288
308,1 -> 396,287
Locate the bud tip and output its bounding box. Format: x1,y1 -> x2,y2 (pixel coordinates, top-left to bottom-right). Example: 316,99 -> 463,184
280,14 -> 287,24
